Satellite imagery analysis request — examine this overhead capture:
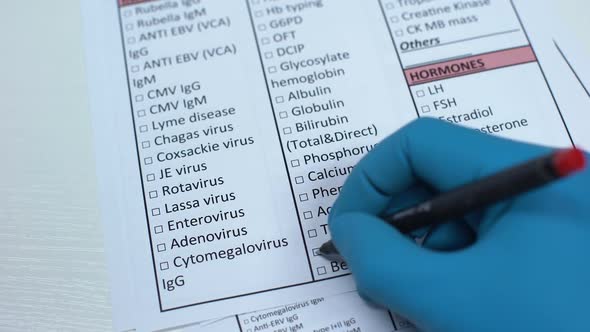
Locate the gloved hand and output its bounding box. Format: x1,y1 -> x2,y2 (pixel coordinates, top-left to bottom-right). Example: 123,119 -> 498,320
329,118 -> 590,332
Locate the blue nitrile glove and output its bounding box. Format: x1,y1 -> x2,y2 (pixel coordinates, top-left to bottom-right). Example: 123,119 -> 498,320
329,118 -> 590,332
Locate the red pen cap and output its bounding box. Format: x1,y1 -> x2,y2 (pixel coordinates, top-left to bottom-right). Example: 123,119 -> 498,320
553,148 -> 586,177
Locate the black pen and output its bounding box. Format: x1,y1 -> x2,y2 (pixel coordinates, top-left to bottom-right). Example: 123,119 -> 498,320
320,148 -> 586,260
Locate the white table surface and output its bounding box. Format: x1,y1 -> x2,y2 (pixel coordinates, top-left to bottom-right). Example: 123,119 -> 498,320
0,1 -> 588,331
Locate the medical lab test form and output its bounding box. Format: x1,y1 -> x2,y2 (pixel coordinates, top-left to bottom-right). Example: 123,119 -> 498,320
82,0 -> 590,330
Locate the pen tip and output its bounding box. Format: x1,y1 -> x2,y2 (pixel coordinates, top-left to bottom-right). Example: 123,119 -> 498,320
319,241 -> 342,261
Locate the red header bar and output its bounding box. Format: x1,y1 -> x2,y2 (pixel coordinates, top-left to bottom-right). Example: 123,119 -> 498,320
119,0 -> 156,7
404,46 -> 537,86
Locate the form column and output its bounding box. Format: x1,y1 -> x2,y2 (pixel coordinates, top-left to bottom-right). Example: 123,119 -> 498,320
246,0 -> 416,281
379,0 -> 572,146
118,0 -> 312,311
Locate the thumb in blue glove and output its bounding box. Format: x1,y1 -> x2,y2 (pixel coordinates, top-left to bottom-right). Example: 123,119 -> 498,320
329,118 -> 590,332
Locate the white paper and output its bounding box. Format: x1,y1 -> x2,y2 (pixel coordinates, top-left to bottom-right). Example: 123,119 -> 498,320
81,0 -> 590,331
181,292 -> 414,332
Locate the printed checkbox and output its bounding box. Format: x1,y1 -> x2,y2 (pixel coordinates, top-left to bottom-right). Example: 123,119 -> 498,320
299,193 -> 309,202
127,37 -> 136,44
308,229 -> 318,238
144,157 -> 153,165
123,10 -> 132,17
295,176 -> 304,184
261,37 -> 270,45
244,318 -> 250,324
125,23 -> 133,31
416,90 -> 425,98
137,109 -> 146,117
421,105 -> 431,113
258,24 -> 267,31
312,248 -> 320,256
139,125 -> 148,133
149,190 -> 158,199
385,3 -> 395,10
303,211 -> 313,219
291,159 -> 300,167
283,127 -> 292,135
157,243 -> 166,252
160,262 -> 169,271
255,10 -> 264,17
279,111 -> 288,119
142,141 -> 151,149
135,95 -> 144,102
317,266 -> 327,275
390,16 -> 399,23
268,66 -> 277,74
154,225 -> 163,234
152,208 -> 161,216
275,96 -> 284,103
131,65 -> 139,73
146,173 -> 155,182
251,0 -> 260,4
395,29 -> 404,37
264,51 -> 273,59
